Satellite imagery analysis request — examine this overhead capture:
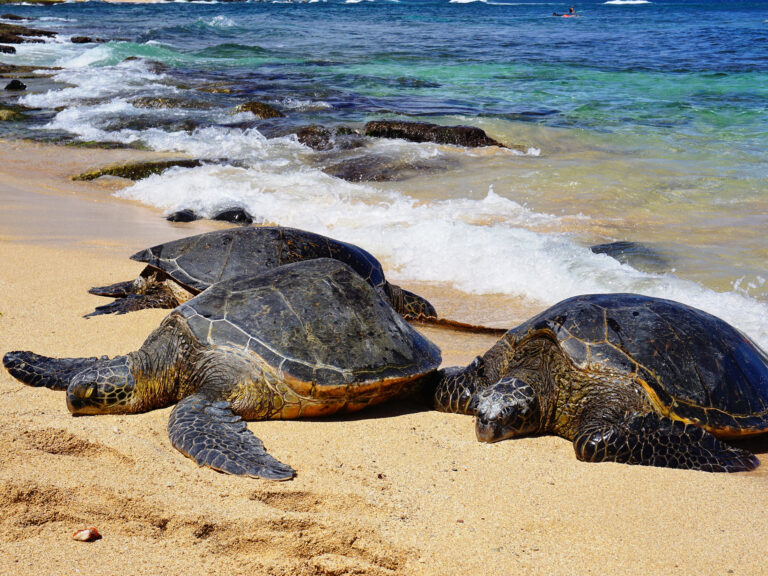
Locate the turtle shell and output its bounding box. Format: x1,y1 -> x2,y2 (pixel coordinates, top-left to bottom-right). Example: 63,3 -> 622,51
174,258 -> 441,395
131,226 -> 389,296
507,293 -> 768,435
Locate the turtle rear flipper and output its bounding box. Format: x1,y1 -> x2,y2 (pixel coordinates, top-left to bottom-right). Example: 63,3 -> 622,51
574,412 -> 759,473
3,351 -> 106,391
389,284 -> 507,335
168,394 -> 296,481
89,279 -> 138,298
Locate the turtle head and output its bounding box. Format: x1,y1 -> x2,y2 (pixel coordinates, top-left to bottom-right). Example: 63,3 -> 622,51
474,377 -> 540,443
67,356 -> 138,415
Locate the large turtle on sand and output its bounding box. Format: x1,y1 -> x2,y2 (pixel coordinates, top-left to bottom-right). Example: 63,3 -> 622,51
88,226 -> 503,334
435,293 -> 768,472
4,259 -> 442,479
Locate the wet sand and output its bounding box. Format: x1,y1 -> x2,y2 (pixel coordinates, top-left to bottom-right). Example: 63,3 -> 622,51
1,140 -> 767,575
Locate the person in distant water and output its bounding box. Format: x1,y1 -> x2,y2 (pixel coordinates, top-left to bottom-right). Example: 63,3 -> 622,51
554,6 -> 577,16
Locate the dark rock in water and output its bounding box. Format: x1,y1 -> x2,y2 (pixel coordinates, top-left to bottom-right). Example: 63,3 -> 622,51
365,120 -> 505,148
0,107 -> 23,121
0,22 -> 56,44
233,101 -> 284,119
102,115 -> 199,134
590,241 -> 670,274
0,63 -> 58,78
296,125 -> 333,151
0,45 -> 15,54
323,153 -> 452,183
166,209 -> 199,223
71,36 -> 106,44
212,208 -> 254,225
1,14 -> 29,21
4,79 -> 25,91
73,159 -> 202,182
130,96 -> 210,110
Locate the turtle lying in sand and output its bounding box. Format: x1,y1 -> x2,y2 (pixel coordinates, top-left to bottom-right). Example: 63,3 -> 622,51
435,293 -> 768,472
88,226 -> 504,334
4,259 -> 442,479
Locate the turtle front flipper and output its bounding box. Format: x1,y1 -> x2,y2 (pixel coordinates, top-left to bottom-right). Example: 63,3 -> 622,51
89,279 -> 138,298
168,394 -> 295,481
574,412 -> 759,473
85,294 -> 168,318
3,351 -> 107,391
85,289 -> 181,318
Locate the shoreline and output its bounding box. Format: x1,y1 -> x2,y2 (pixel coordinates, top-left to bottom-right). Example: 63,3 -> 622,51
1,139 -> 768,574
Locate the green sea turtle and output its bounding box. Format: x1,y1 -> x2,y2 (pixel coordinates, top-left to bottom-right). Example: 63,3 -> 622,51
4,259 -> 442,479
88,226 -> 504,334
435,293 -> 768,472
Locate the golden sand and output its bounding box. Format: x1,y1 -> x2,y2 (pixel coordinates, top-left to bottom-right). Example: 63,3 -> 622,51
1,140 -> 767,575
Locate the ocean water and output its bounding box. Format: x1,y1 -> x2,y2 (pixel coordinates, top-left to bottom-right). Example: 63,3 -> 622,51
1,0 -> 767,345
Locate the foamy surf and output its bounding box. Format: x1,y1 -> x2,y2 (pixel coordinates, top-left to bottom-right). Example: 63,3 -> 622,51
116,165 -> 768,349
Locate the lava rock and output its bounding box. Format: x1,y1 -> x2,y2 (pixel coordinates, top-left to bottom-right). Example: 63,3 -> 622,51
233,101 -> 284,119
4,79 -> 26,91
71,36 -> 106,44
365,120 -> 504,148
296,124 -> 333,151
0,22 -> 56,44
166,209 -> 199,223
73,159 -> 202,182
212,208 -> 253,225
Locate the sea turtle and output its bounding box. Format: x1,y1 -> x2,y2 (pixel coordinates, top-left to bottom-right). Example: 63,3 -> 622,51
88,226 -> 504,334
4,259 -> 442,479
435,293 -> 768,472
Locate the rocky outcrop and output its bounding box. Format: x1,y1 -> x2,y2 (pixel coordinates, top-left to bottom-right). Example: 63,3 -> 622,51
233,101 -> 284,119
296,125 -> 333,151
71,36 -> 106,44
0,22 -> 56,44
72,159 -> 202,182
365,120 -> 505,148
0,45 -> 15,54
130,96 -> 211,110
323,153 -> 452,183
0,107 -> 23,121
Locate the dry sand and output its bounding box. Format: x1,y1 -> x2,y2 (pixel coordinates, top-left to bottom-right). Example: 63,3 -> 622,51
1,140 -> 767,575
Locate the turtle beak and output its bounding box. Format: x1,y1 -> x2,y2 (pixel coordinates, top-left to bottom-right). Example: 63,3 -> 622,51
67,382 -> 100,415
475,417 -> 506,443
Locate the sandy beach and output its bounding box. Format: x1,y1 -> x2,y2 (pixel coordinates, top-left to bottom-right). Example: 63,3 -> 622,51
1,140 -> 768,575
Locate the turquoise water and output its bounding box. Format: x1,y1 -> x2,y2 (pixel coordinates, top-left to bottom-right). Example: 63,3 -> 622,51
1,0 -> 767,344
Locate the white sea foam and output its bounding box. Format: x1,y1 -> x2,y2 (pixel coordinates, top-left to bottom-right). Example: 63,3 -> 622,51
279,97 -> 333,111
21,57 -> 170,109
604,0 -> 650,4
116,164 -> 768,348
200,15 -> 236,27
